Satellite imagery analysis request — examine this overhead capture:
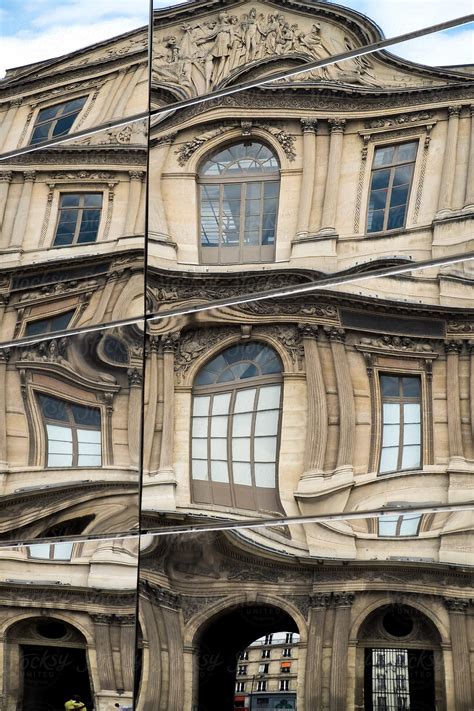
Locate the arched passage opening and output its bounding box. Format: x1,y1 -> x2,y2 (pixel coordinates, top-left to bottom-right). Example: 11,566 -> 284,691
355,603 -> 445,711
196,603 -> 300,711
5,616 -> 93,711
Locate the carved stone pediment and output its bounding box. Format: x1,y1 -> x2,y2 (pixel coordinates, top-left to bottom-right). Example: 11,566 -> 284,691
152,0 -> 464,99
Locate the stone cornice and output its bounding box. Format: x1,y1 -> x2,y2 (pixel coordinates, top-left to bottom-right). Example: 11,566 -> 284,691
4,147 -> 146,169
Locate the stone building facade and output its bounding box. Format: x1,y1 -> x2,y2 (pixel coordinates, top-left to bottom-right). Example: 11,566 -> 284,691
0,1 -> 472,710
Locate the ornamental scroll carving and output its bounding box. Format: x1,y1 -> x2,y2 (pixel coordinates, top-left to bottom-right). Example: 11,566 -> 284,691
364,111 -> 434,129
152,9 -> 381,96
359,335 -> 434,353
174,327 -> 233,382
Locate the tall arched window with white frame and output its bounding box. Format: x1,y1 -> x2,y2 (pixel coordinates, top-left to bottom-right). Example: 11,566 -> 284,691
190,342 -> 283,513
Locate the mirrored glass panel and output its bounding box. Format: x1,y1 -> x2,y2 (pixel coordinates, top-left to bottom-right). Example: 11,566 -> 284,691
0,534 -> 139,711
0,323 -> 143,544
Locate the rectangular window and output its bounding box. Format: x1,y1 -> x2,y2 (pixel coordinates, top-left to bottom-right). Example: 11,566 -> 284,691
379,375 -> 421,474
28,542 -> 73,560
237,665 -> 247,676
264,634 -> 273,645
25,309 -> 75,337
285,633 -> 294,644
53,193 -> 103,247
378,513 -> 422,537
38,394 -> 102,468
282,647 -> 292,657
29,97 -> 87,145
256,681 -> 267,691
235,681 -> 245,692
367,141 -> 418,233
258,663 -> 269,674
279,679 -> 290,691
261,649 -> 271,659
281,661 -> 291,673
239,650 -> 249,660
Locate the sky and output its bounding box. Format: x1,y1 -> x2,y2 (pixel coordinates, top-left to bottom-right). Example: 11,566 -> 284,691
0,0 -> 472,79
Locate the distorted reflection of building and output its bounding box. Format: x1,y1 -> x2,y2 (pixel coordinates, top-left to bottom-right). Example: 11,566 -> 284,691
143,0 -> 473,709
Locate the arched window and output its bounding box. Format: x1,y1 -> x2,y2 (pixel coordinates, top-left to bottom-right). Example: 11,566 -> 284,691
191,342 -> 283,512
198,141 -> 279,264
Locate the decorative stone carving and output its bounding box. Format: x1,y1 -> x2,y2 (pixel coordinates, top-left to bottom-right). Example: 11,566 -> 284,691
174,327 -> 232,380
140,580 -> 181,610
444,340 -> 463,354
23,170 -> 36,182
257,324 -> 304,367
447,105 -> 462,117
309,592 -> 332,608
447,321 -> 474,335
300,118 -> 318,133
52,171 -> 115,181
364,111 -> 434,129
444,597 -> 469,613
332,591 -> 356,607
328,118 -> 346,133
181,595 -> 225,623
129,170 -> 145,181
0,171 -> 12,182
18,338 -> 68,364
127,368 -> 143,387
359,335 -> 433,352
161,332 -> 180,353
239,300 -> 338,320
324,326 -> 346,343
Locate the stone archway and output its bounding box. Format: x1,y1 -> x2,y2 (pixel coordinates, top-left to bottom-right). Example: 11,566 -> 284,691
195,602 -> 301,711
354,603 -> 445,711
5,616 -> 93,711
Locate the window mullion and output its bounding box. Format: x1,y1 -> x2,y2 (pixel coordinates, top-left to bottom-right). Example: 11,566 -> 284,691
398,397 -> 404,471
383,168 -> 396,231
240,182 -> 246,260
207,394 -> 214,502
74,207 -> 83,244
250,387 -> 257,500
228,389 -> 236,508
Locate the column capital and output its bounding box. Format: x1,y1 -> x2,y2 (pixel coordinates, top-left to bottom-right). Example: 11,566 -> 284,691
161,331 -> 180,352
447,105 -> 461,118
324,326 -> 346,343
298,323 -> 320,339
23,170 -> 36,182
467,339 -> 474,353
127,367 -> 143,387
332,591 -> 355,607
90,613 -> 116,625
309,592 -> 331,608
444,597 -> 469,613
0,171 -> 13,183
0,348 -> 10,363
129,170 -> 145,181
301,118 -> 318,133
10,98 -> 22,108
328,118 -> 346,134
444,340 -> 463,354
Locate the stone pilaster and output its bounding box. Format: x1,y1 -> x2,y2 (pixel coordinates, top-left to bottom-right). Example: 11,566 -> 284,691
444,598 -> 473,710
325,327 -> 355,473
320,119 -> 346,234
149,134 -> 176,242
9,170 -> 35,249
444,341 -> 464,462
296,119 -> 318,238
468,341 -> 474,444
0,347 -> 10,474
329,592 -> 355,711
464,105 -> 474,209
143,336 -> 160,472
305,593 -> 331,706
91,614 -> 117,690
125,170 -> 145,235
437,106 -> 461,214
0,98 -> 22,151
127,367 -> 143,468
0,172 -> 13,244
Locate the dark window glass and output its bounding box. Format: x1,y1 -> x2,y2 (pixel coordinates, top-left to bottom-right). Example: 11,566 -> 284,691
29,97 -> 86,145
53,193 -> 102,246
199,141 -> 279,264
25,310 -> 75,337
38,394 -> 101,467
367,142 -> 417,233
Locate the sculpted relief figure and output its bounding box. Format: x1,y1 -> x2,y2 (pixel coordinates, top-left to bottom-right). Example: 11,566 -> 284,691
152,7 -> 380,96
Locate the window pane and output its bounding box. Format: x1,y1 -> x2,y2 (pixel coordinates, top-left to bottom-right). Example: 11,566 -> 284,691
211,460 -> 229,482
233,462 -> 252,485
382,424 -> 399,447
77,454 -> 101,466
383,404 -> 400,424
378,517 -> 398,536
76,429 -> 101,443
371,169 -> 391,190
53,113 -> 77,137
399,514 -> 421,536
29,544 -> 51,559
192,417 -> 208,437
223,183 -> 241,200
255,410 -> 279,436
403,423 -> 420,445
71,404 -> 100,426
211,415 -> 228,436
232,437 -> 251,461
46,424 -> 72,441
48,439 -> 74,455
210,438 -> 227,459
64,97 -> 87,113
78,442 -> 101,458
369,189 -> 388,211
402,377 -> 420,397
30,125 -> 50,144
192,438 -> 207,458
397,141 -> 418,161
404,404 -> 420,423
380,376 -> 399,397
387,206 -> 406,230
367,210 -> 384,233
38,105 -> 61,121
254,437 -> 277,462
53,542 -> 74,559
255,463 -> 276,488
192,459 -> 208,480
48,453 -> 73,467
234,388 -> 256,413
373,146 -> 395,166
393,165 -> 412,186
390,185 -> 408,207
258,386 -> 280,410
61,194 -> 81,207
212,393 -> 231,415
193,396 -> 210,416
401,445 -> 420,469
380,447 -> 398,473
232,413 -> 252,436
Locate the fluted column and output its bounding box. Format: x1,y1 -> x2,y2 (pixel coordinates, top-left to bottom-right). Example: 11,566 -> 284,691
0,98 -> 22,151
144,336 -> 159,472
468,341 -> 474,444
299,324 -> 327,478
93,271 -> 120,324
127,367 -> 143,468
305,593 -> 331,706
91,614 -> 117,690
296,119 -> 318,238
119,616 -> 137,692
157,332 -> 179,477
124,170 -> 144,235
329,592 -> 355,711
325,327 -> 355,472
9,170 -> 35,248
445,341 -> 464,461
0,347 -> 10,473
0,172 -> 12,245
444,598 -> 473,710
438,106 -> 461,213
320,119 -> 346,234
464,105 -> 474,209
